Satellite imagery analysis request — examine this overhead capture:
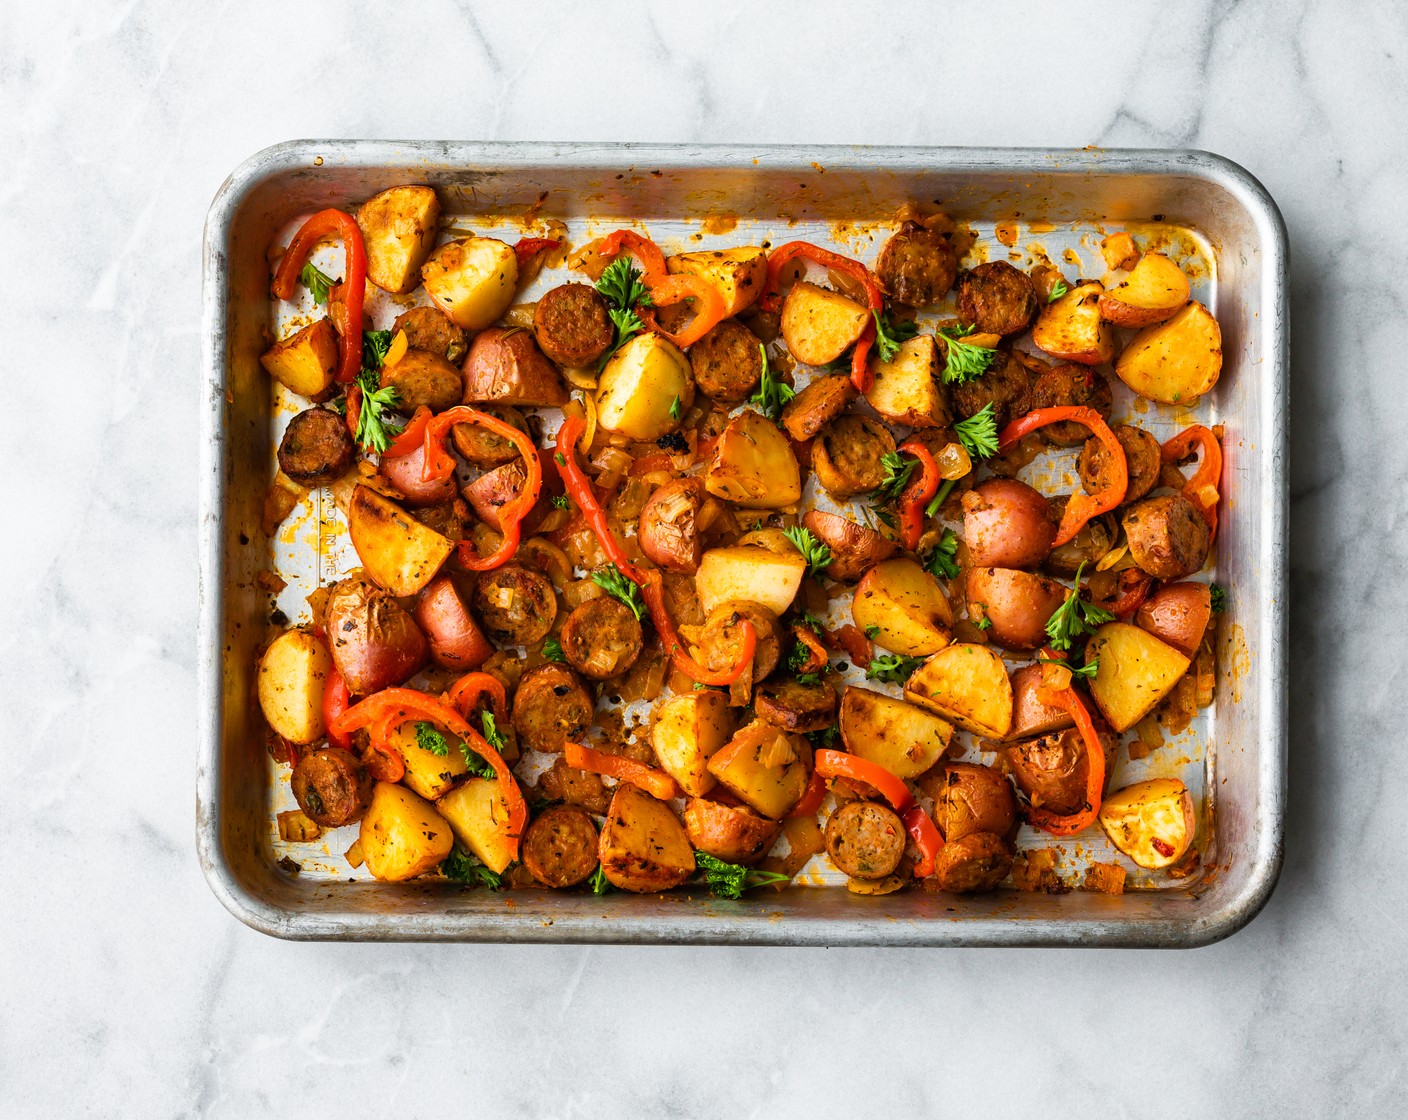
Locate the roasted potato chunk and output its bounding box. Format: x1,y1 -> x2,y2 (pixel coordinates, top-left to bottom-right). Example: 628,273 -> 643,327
257,629 -> 332,745
839,687 -> 953,779
704,410 -> 801,509
384,719 -> 469,802
1085,622 -> 1191,732
357,185 -> 441,295
348,484 -> 453,596
651,689 -> 735,797
595,331 -> 693,440
1032,281 -> 1116,365
683,798 -> 781,865
865,333 -> 950,428
422,236 -> 518,330
800,510 -> 896,582
780,281 -> 869,366
598,784 -> 695,893
706,720 -> 811,819
462,326 -> 569,408
1097,252 -> 1190,327
904,643 -> 1014,739
667,246 -> 768,316
436,778 -> 517,874
1114,301 -> 1222,405
851,559 -> 952,657
360,783 -> 454,882
1098,778 -> 1195,869
694,544 -> 806,618
260,318 -> 338,398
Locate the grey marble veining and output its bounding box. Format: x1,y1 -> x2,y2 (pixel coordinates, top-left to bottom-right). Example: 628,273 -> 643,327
0,0 -> 1403,1115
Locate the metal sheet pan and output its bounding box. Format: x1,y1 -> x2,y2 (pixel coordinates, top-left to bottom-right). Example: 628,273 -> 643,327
198,142 -> 1286,946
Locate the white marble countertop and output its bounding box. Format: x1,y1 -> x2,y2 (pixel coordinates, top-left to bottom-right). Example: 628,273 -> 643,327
2,0 -> 1402,1115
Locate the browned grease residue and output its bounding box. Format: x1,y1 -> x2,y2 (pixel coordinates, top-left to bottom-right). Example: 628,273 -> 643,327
700,213 -> 738,235
994,220 -> 1019,247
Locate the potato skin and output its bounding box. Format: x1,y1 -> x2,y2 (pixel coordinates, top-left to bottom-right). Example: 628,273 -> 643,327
965,567 -> 1066,651
599,784 -> 695,893
876,221 -> 958,308
357,185 -> 440,295
637,478 -> 703,574
957,261 -> 1039,336
921,762 -> 1018,844
463,460 -> 530,533
962,479 -> 1056,570
825,801 -> 906,879
379,442 -> 458,507
1006,663 -> 1075,741
1134,581 -> 1212,658
521,805 -> 599,888
813,415 -> 896,499
292,748 -> 372,827
780,373 -> 857,442
1003,725 -> 1117,816
379,349 -> 463,413
462,327 -> 569,408
1097,252 -> 1191,327
931,831 -> 1012,892
800,509 -> 896,582
413,575 -> 494,671
511,663 -> 594,754
683,798 -> 781,865
470,562 -> 557,646
324,576 -> 427,696
359,782 -> 454,882
533,283 -> 614,368
1123,494 -> 1211,580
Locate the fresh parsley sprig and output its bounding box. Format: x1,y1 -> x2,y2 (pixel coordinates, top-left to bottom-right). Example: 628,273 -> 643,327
416,721 -> 451,757
783,526 -> 832,577
749,344 -> 795,422
589,865 -> 614,895
416,720 -> 495,777
926,528 -> 961,580
875,451 -> 918,503
542,637 -> 567,662
594,257 -> 653,370
866,653 -> 926,684
1048,279 -> 1069,304
872,309 -> 920,363
939,324 -> 997,385
352,369 -> 403,454
953,403 -> 1000,461
441,845 -> 503,889
592,563 -> 645,622
1044,561 -> 1116,651
1039,656 -> 1099,679
299,262 -> 337,305
694,851 -> 790,900
1210,584 -> 1227,613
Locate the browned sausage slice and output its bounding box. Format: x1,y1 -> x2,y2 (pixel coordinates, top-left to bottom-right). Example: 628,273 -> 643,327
700,602 -> 782,683
754,677 -> 837,733
379,349 -> 463,413
450,404 -> 531,467
512,663 -> 595,754
956,261 -> 1039,337
291,748 -> 372,827
533,283 -> 615,368
949,350 -> 1032,429
825,800 -> 906,879
876,221 -> 959,308
522,804 -> 600,887
1078,424 -> 1161,504
1028,364 -> 1113,446
470,563 -> 558,646
277,408 -> 354,486
1122,493 -> 1211,580
780,374 -> 857,442
812,415 -> 896,498
930,831 -> 1013,892
560,596 -> 644,680
394,306 -> 467,362
689,318 -> 764,403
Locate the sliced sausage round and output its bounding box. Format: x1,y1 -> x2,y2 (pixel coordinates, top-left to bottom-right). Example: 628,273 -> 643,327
700,602 -> 783,683
470,563 -> 558,646
451,404 -> 530,468
825,800 -> 906,880
813,415 -> 896,498
291,748 -> 372,828
956,261 -> 1040,337
378,349 -> 463,413
689,318 -> 764,403
511,663 -> 595,754
780,374 -> 857,443
876,221 -> 958,308
533,283 -> 615,368
277,407 -> 354,486
393,306 -> 467,362
949,350 -> 1032,430
1122,493 -> 1211,580
560,596 -> 644,681
1028,364 -> 1113,446
754,677 -> 837,733
1079,424 -> 1161,504
522,804 -> 600,887
931,831 -> 1013,893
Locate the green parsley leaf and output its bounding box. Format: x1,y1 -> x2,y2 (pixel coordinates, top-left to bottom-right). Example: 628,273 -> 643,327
361,329 -> 394,374
1044,561 -> 1116,651
1048,279 -> 1069,304
352,368 -> 404,454
782,525 -> 832,577
669,395 -> 682,420
749,344 -> 796,422
953,403 -> 1000,461
554,451 -> 567,466
542,636 -> 566,663
973,613 -> 992,631
869,503 -> 898,529
693,851 -> 790,900
589,864 -> 614,895
299,262 -> 337,305
926,529 -> 961,580
1210,584 -> 1227,613
415,721 -> 449,757
864,625 -> 881,639
866,653 -> 925,684
595,256 -> 654,313
592,563 -> 645,622
807,725 -> 841,750
796,612 -> 825,635
938,324 -> 997,385
441,845 -> 503,888
872,309 -> 920,363
874,451 -> 917,503
551,495 -> 570,509
1039,656 -> 1099,679
795,672 -> 822,687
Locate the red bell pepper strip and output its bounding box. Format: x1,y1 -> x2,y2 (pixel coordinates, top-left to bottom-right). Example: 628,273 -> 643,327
998,406 -> 1129,547
446,671 -> 508,723
813,750 -> 944,877
381,405 -> 433,460
363,739 -> 407,783
1025,649 -> 1107,837
553,416 -> 756,686
1102,569 -> 1154,621
790,625 -> 828,674
322,668 -> 352,749
1162,424 -> 1222,540
760,241 -> 884,393
420,406 -> 543,571
270,209 -> 367,385
822,623 -> 874,670
785,768 -> 827,819
331,687 -> 528,855
896,440 -> 940,552
595,230 -> 728,349
564,741 -> 682,802
513,236 -> 563,268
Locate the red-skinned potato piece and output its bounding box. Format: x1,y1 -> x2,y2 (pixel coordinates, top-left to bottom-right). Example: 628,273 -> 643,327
1134,581 -> 1212,658
324,576 -> 427,695
461,326 -> 569,408
637,477 -> 703,574
413,574 -> 494,671
961,479 -> 1056,570
966,567 -> 1067,651
801,509 -> 896,582
1006,663 -> 1075,740
379,443 -> 458,507
463,460 -> 528,533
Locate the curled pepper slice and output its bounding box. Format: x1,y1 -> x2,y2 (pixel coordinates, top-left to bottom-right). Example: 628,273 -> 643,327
564,740 -> 682,802
331,687 -> 527,856
998,406 -> 1128,547
513,236 -> 563,268
421,406 -> 542,571
322,667 -> 352,750
1162,424 -> 1222,540
896,440 -> 940,552
760,241 -> 884,393
813,749 -> 944,878
446,671 -> 508,723
785,768 -> 827,819
1025,649 -> 1107,837
595,229 -> 727,349
790,625 -> 828,674
380,405 -> 433,460
553,416 -> 755,685
270,209 -> 367,385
